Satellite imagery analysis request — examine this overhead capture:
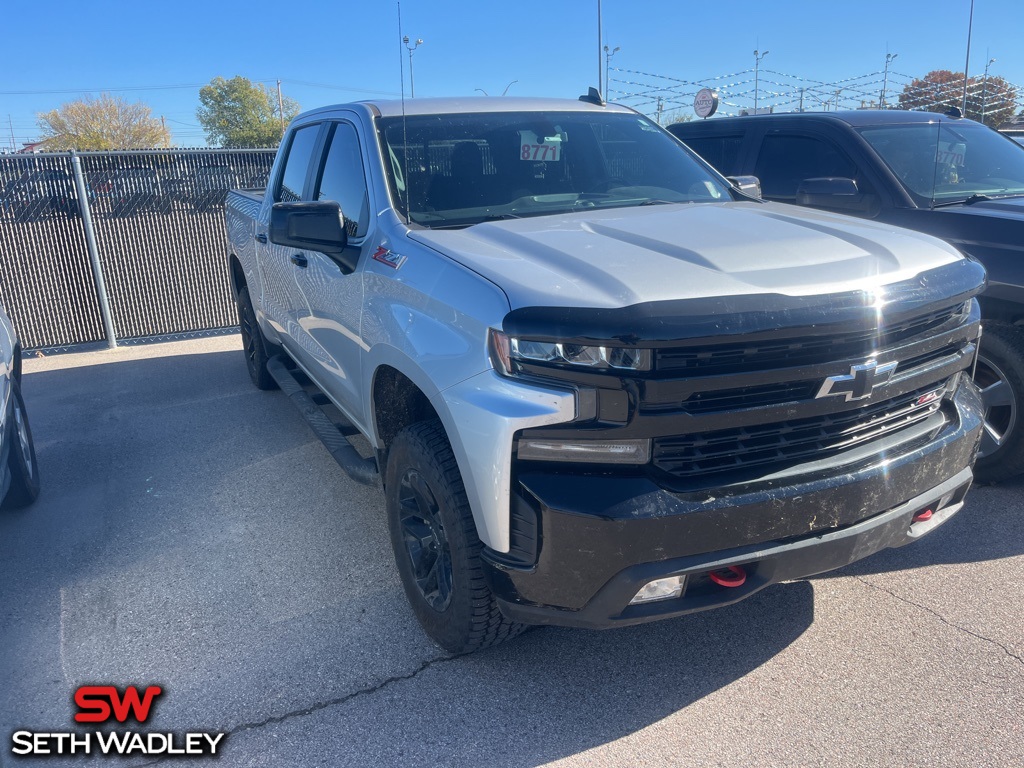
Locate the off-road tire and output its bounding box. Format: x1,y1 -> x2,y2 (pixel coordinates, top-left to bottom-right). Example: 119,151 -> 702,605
386,420 -> 526,653
3,378 -> 39,509
973,321 -> 1024,483
236,285 -> 277,390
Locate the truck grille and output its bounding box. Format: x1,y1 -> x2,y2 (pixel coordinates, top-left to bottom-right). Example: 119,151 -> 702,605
655,303 -> 967,376
652,383 -> 948,482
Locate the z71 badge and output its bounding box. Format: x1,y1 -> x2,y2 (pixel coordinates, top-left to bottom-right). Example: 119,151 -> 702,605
371,246 -> 407,270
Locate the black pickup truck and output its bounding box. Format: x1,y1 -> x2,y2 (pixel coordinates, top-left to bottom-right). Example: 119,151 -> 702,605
671,110 -> 1024,481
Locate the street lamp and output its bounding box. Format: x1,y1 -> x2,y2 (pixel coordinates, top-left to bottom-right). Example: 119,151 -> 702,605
880,52 -> 898,108
604,45 -> 620,98
403,36 -> 423,98
753,50 -> 769,114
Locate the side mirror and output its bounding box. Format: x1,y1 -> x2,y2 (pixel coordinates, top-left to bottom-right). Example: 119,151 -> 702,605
270,201 -> 349,256
796,177 -> 879,215
726,175 -> 762,199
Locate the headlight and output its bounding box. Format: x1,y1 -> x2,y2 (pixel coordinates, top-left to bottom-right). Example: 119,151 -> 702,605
489,329 -> 651,375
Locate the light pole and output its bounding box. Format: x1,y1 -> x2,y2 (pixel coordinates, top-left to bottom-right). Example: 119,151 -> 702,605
753,49 -> 769,114
880,52 -> 897,108
981,57 -> 996,123
604,45 -> 620,98
403,36 -> 423,98
962,0 -> 974,114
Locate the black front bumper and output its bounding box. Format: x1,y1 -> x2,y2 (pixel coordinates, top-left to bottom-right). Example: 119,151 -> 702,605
483,380 -> 983,629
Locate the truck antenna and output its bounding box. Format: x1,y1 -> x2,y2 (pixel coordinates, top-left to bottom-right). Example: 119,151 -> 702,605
397,1 -> 411,224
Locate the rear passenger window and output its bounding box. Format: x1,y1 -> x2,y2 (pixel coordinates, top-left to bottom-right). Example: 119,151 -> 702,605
754,134 -> 856,200
276,125 -> 320,202
681,135 -> 745,175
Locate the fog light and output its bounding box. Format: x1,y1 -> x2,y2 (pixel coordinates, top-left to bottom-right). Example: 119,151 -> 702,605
517,438 -> 651,464
629,575 -> 686,604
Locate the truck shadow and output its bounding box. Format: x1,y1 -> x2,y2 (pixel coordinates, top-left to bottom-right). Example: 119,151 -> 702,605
338,582 -> 816,768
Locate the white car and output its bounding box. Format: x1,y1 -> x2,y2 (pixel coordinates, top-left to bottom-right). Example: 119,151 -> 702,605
1,303 -> 39,509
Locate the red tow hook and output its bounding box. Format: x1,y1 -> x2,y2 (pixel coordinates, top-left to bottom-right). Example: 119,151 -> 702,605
708,565 -> 747,588
913,508 -> 934,523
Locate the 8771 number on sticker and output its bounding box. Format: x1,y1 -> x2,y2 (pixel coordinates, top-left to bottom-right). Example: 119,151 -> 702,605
520,142 -> 561,161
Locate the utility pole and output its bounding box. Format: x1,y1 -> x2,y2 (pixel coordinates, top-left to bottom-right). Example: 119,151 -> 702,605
7,115 -> 14,152
160,115 -> 168,147
962,0 -> 974,114
597,0 -> 603,94
277,80 -> 285,137
798,88 -> 804,112
656,97 -> 664,125
880,52 -> 898,108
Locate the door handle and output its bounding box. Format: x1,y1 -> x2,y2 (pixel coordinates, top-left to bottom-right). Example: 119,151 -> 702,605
255,233 -> 268,243
290,253 -> 308,268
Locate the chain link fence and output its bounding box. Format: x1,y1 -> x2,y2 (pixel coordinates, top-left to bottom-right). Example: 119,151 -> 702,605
0,149 -> 275,349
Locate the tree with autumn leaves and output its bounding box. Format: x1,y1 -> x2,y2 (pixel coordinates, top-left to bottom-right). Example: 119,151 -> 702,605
898,70 -> 1019,128
37,94 -> 170,150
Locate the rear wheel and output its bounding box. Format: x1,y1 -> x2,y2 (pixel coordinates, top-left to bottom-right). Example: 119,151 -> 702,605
973,321 -> 1024,482
3,379 -> 39,509
386,420 -> 525,653
236,285 -> 276,390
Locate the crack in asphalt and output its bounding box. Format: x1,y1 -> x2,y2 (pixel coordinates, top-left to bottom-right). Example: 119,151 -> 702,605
853,575 -> 1024,666
134,653 -> 462,766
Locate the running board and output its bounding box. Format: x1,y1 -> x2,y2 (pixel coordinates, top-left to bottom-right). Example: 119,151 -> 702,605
266,355 -> 379,487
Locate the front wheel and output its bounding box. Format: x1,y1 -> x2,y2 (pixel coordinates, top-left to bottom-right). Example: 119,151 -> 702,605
3,379 -> 40,509
386,420 -> 525,653
972,321 -> 1024,483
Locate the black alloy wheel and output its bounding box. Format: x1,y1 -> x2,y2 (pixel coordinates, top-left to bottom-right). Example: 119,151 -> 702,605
397,468 -> 453,612
972,322 -> 1024,483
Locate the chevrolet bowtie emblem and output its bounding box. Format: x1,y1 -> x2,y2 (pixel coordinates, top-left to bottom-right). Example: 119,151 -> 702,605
816,360 -> 897,402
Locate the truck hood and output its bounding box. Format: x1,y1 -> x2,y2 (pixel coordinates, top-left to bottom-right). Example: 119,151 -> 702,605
408,201 -> 965,311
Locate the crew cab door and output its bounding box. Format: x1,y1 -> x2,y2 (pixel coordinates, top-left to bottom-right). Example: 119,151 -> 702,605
255,122 -> 324,339
288,119 -> 371,423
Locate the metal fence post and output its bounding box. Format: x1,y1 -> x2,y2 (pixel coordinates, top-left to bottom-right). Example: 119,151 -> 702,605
69,150 -> 117,348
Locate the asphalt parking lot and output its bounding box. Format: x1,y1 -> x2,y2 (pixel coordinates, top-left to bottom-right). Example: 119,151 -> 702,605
1,336 -> 1022,767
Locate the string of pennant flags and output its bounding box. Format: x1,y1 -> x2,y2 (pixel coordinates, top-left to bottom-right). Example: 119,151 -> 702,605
611,66 -> 1024,122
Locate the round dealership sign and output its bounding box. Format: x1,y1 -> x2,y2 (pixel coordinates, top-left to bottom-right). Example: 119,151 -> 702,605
693,88 -> 719,119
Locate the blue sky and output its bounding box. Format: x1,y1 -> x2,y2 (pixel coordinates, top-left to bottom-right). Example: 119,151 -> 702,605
3,0 -> 1022,148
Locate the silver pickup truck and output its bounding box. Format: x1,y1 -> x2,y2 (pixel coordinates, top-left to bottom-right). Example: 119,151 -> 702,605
226,95 -> 985,653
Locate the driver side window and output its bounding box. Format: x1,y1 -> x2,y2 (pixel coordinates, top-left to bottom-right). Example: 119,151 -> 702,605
755,134 -> 859,200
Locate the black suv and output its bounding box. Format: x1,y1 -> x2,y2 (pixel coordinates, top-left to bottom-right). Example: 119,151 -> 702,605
671,110 -> 1024,481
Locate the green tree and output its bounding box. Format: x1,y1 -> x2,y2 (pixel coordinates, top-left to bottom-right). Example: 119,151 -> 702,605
897,69 -> 1019,128
197,76 -> 300,148
36,94 -> 170,150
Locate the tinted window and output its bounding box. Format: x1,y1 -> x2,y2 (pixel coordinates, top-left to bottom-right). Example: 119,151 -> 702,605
754,134 -> 856,199
277,125 -> 320,202
377,111 -> 732,228
680,135 -> 745,175
315,123 -> 370,238
859,122 -> 1024,204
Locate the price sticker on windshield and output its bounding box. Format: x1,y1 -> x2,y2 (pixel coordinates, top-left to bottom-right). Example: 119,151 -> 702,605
519,130 -> 562,162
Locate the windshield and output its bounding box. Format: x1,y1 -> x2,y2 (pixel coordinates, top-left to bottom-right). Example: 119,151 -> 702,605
376,110 -> 733,227
858,121 -> 1024,206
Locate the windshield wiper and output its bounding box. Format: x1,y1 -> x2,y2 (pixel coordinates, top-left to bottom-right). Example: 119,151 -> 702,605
932,194 -> 993,208
964,193 -> 994,205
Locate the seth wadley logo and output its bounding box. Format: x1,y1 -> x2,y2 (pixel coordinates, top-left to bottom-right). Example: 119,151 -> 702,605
11,685 -> 227,757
